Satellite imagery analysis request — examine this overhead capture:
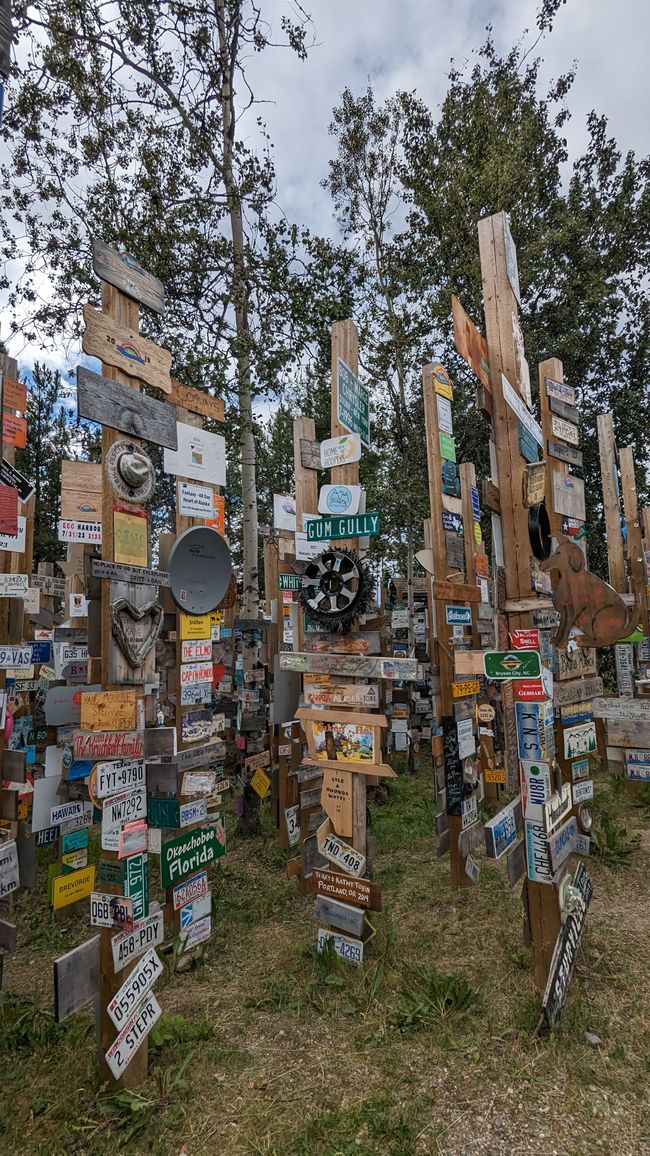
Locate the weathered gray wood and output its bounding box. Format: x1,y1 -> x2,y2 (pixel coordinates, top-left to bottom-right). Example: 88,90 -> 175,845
547,439 -> 583,468
77,367 -> 178,449
300,787 -> 322,810
108,581 -> 161,685
0,920 -> 17,953
146,763 -> 178,795
89,558 -> 170,587
314,894 -> 366,937
143,728 -> 176,758
548,395 -> 580,424
607,720 -> 650,748
53,935 -> 100,1023
3,751 -> 25,784
92,238 -> 166,314
506,839 -> 526,887
300,438 -> 321,470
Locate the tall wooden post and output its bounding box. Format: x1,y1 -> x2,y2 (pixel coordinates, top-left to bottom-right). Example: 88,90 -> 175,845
97,281 -> 148,1086
597,414 -> 626,594
619,448 -> 648,634
478,213 -> 560,988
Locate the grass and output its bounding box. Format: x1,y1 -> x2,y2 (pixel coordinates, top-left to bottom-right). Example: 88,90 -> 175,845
3,761 -> 650,1154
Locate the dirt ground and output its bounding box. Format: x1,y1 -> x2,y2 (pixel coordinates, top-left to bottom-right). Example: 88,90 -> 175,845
2,764 -> 649,1155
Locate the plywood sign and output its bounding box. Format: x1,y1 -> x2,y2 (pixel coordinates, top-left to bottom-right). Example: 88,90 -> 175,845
551,471 -> 585,520
320,767 -> 353,838
92,238 -> 166,314
80,689 -> 137,732
61,460 -> 103,522
82,304 -> 172,393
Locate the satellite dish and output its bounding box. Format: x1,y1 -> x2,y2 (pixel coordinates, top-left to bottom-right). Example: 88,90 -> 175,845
167,526 -> 232,614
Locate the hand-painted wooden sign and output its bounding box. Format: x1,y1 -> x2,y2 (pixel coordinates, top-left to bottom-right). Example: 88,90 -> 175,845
545,376 -> 576,406
92,238 -> 166,313
304,683 -> 379,708
310,867 -> 381,910
279,652 -> 418,680
90,558 -> 171,587
306,512 -> 379,542
541,536 -> 638,648
550,414 -> 579,446
543,783 -> 572,833
563,722 -> 596,759
547,437 -> 583,468
320,766 -> 353,837
553,676 -> 603,707
60,459 -> 102,522
80,689 -> 137,732
304,632 -> 380,655
77,366 -> 178,449
82,304 -> 172,393
592,696 -> 650,720
74,730 -> 144,760
0,484 -> 18,536
432,580 -> 481,603
556,646 -> 598,681
167,378 -> 225,422
548,395 -> 579,424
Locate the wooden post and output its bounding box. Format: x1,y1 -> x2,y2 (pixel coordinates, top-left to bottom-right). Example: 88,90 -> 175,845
422,365 -> 469,888
597,414 -> 626,593
619,447 -> 648,633
97,281 -> 148,1087
478,213 -> 560,989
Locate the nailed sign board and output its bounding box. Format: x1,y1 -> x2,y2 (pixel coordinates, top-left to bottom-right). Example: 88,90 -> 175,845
317,927 -> 363,967
320,432 -> 362,469
306,512 -> 380,542
337,358 -> 370,446
80,689 -> 137,732
563,722 -> 596,760
483,650 -> 541,680
52,866 -> 96,909
592,696 -> 650,720
90,558 -> 170,587
75,731 -> 144,760
542,864 -> 592,1027
0,645 -> 32,669
92,238 -> 166,313
554,676 -> 603,707
0,457 -> 34,502
548,815 -> 579,872
90,893 -> 134,932
101,786 -> 147,851
57,519 -> 102,544
550,414 -> 579,446
111,911 -> 164,973
164,422 -> 226,487
172,870 -> 209,911
53,936 -> 100,1023
545,377 -> 576,406
0,839 -> 19,900
318,484 -> 362,516
547,438 -> 583,468
105,992 -> 162,1079
160,822 -> 226,888
0,573 -> 28,598
77,366 -> 177,449
552,471 -> 585,520
107,948 -> 163,1030
320,832 -> 366,878
314,894 -> 365,938
0,515 -> 26,553
310,867 -> 381,910
94,759 -> 146,800
167,378 -> 225,422
279,652 -> 417,680
501,375 -> 543,446
484,799 -> 521,859
177,481 -> 214,518
82,304 -> 172,393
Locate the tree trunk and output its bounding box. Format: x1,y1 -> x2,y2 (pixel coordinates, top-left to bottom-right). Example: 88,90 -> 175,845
217,0 -> 259,617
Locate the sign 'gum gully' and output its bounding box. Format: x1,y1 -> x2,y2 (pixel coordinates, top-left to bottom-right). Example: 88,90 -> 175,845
1,208 -> 649,1089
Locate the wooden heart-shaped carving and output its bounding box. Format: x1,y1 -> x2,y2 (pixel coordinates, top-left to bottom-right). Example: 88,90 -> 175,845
110,596 -> 164,668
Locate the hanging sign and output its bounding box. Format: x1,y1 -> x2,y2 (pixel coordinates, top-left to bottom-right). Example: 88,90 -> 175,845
320,432 -> 362,469
306,512 -> 379,542
550,414 -> 579,445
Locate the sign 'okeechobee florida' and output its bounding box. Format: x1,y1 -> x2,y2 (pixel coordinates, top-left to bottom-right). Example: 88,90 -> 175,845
160,819 -> 226,889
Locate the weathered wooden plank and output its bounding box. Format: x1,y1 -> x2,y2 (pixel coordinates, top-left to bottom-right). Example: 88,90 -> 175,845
77,367 -> 178,449
167,379 -> 225,423
82,305 -> 172,394
548,395 -> 580,424
300,438 -> 321,470
92,238 -> 166,314
547,438 -> 583,468
53,935 -> 100,1023
606,720 -> 650,748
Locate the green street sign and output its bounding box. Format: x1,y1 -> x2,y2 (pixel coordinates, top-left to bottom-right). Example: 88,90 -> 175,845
160,820 -> 226,889
148,797 -> 180,829
279,573 -> 301,591
337,358 -> 370,447
306,512 -> 380,543
123,852 -> 148,921
483,650 -> 541,680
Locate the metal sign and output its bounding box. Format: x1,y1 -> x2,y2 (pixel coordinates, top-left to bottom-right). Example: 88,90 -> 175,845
94,758 -> 146,800
548,815 -> 579,872
168,526 -> 232,615
107,948 -> 164,1030
318,484 -> 362,516
160,823 -> 226,888
105,992 -> 162,1079
483,650 -> 541,679
306,512 -> 380,543
90,893 -> 134,932
337,358 -> 369,447
542,863 -> 592,1027
317,927 -> 363,967
172,870 -> 209,911
111,911 -> 164,973
484,799 -> 520,859
90,558 -> 170,586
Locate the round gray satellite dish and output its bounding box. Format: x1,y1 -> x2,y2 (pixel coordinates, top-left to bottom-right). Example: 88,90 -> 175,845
167,526 -> 233,614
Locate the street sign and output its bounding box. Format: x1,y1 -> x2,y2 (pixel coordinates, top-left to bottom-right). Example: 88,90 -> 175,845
306,512 -> 380,542
337,358 -> 370,446
483,651 -> 541,679
160,822 -> 226,888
